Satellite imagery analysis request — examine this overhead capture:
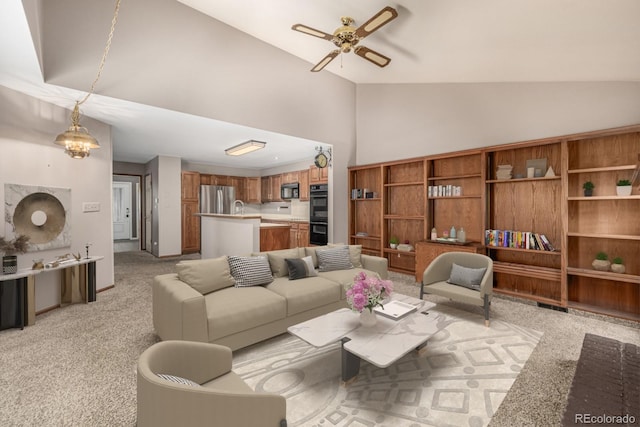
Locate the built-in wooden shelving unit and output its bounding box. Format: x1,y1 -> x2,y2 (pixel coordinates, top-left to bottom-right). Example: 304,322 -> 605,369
349,124 -> 640,321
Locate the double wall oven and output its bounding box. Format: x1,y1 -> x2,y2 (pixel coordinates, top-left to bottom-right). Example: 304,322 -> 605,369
309,184 -> 328,245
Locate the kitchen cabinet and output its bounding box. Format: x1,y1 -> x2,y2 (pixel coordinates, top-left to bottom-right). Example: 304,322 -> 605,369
309,164 -> 328,184
181,171 -> 201,254
245,177 -> 261,204
228,176 -> 245,202
282,171 -> 299,184
260,225 -> 291,252
261,175 -> 282,202
298,169 -> 310,201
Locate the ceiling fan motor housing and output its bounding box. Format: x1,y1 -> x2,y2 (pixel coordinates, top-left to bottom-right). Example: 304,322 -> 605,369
333,17 -> 359,52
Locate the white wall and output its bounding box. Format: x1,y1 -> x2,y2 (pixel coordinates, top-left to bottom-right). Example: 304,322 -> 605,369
0,85 -> 114,311
355,82 -> 640,164
157,156 -> 182,257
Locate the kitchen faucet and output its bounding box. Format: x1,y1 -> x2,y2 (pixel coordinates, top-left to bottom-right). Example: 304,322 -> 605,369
233,199 -> 245,215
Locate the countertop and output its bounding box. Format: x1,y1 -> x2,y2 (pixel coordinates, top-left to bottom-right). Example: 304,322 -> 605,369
196,213 -> 261,219
196,213 -> 308,223
259,223 -> 291,228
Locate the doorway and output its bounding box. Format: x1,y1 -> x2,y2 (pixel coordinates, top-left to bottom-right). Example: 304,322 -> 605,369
113,175 -> 141,253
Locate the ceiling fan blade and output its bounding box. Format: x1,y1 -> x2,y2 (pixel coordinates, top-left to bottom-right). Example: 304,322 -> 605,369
354,6 -> 398,39
354,46 -> 391,67
311,50 -> 340,72
291,24 -> 334,41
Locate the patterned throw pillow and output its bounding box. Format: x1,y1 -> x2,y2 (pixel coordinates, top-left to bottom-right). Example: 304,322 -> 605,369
228,255 -> 274,287
446,263 -> 487,290
316,246 -> 353,272
156,373 -> 200,387
285,256 -> 318,280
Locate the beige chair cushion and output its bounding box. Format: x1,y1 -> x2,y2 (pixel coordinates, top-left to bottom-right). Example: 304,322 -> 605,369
204,286 -> 286,341
265,276 -> 341,316
176,256 -> 235,295
202,371 -> 254,393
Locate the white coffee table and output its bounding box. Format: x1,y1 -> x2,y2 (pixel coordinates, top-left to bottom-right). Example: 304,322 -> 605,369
288,294 -> 439,383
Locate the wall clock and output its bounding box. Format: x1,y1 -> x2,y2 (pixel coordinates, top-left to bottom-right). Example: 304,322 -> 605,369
314,152 -> 329,168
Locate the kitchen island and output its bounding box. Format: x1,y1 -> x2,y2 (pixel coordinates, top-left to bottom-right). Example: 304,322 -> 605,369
197,214 -> 291,259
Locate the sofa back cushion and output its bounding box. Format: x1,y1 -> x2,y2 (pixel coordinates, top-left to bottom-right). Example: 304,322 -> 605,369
262,248 -> 305,277
304,245 -> 328,268
176,256 -> 235,295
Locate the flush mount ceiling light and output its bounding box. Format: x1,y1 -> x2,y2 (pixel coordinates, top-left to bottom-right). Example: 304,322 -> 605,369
53,0 -> 122,159
225,140 -> 267,156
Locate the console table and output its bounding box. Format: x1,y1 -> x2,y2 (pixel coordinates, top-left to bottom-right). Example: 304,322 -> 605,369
0,256 -> 103,330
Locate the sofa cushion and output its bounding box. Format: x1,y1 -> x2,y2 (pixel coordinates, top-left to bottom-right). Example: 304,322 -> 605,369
317,246 -> 353,272
285,256 -> 317,280
265,248 -> 305,277
228,256 -> 273,287
204,286 -> 286,341
317,268 -> 378,299
304,245 -> 328,268
265,276 -> 341,316
175,256 -> 235,295
447,263 -> 487,290
329,244 -> 363,268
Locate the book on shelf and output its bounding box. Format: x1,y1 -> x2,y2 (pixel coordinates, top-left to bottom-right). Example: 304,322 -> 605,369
484,229 -> 556,251
373,300 -> 418,320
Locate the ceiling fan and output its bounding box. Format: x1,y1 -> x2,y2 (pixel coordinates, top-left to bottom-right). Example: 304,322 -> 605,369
292,6 -> 398,72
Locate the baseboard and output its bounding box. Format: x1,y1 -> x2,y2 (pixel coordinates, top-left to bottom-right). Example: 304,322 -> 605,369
537,302 -> 568,313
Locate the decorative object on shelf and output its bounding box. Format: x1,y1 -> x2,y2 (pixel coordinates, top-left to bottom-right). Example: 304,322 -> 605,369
610,257 -> 626,274
449,226 -> 457,239
591,252 -> 610,271
582,181 -> 594,197
389,236 -> 399,249
545,166 -> 556,177
496,164 -> 513,180
397,243 -> 414,252
527,167 -> 535,179
615,179 -> 632,196
431,227 -> 438,240
31,259 -> 44,270
0,234 -> 30,274
53,0 -> 122,159
526,158 -> 547,178
345,272 -> 394,327
458,227 -> 466,243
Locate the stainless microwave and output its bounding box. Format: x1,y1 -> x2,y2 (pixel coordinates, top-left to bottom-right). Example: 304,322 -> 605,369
281,182 -> 299,199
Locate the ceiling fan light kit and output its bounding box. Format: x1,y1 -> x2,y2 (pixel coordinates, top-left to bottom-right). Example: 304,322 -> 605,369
292,6 -> 398,72
225,140 -> 266,156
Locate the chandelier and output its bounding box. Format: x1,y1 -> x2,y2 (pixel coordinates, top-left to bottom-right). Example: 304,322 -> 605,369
53,0 -> 122,159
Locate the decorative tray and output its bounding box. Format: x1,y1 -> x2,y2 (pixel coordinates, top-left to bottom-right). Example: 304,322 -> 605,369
432,238 -> 471,246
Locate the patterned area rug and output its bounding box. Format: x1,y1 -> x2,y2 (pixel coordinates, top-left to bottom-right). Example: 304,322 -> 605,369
233,303 -> 543,427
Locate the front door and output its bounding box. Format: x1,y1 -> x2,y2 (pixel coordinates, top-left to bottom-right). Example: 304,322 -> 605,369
113,182 -> 132,240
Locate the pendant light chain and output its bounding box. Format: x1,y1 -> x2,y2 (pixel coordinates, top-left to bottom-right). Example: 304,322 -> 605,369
78,0 -> 122,106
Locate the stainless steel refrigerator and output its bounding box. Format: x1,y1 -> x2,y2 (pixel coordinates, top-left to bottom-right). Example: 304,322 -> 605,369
200,185 -> 236,214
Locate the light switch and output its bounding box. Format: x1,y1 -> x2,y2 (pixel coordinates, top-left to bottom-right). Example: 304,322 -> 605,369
83,202 -> 100,212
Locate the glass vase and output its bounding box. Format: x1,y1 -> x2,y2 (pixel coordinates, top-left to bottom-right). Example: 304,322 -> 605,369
359,310 -> 377,327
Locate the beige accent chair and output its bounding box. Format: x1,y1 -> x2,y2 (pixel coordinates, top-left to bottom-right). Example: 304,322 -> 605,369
137,341 -> 287,427
420,252 -> 493,326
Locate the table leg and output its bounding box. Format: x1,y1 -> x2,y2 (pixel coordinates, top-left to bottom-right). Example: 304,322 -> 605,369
341,337 -> 361,384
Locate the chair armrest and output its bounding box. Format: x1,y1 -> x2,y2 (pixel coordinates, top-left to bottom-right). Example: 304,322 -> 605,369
153,274 -> 208,342
361,254 -> 389,279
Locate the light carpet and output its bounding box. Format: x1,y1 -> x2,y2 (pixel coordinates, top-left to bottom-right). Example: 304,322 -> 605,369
234,305 -> 542,427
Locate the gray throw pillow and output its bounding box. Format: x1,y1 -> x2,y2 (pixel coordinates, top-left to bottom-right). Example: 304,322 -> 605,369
447,263 -> 487,290
228,256 -> 274,287
285,256 -> 318,280
317,246 -> 353,272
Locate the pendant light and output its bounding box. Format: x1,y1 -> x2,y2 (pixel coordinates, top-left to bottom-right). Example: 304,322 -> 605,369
54,0 -> 122,159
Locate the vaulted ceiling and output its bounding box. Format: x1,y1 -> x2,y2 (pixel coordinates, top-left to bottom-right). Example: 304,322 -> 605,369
1,0 -> 638,168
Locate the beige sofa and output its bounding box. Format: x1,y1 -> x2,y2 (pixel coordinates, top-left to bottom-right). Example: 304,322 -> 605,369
153,245 -> 388,351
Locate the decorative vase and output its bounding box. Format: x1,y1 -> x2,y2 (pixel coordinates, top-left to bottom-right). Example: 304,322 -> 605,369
591,259 -> 610,271
611,263 -> 626,274
2,255 -> 18,275
616,185 -> 632,196
359,310 -> 377,327
390,243 -> 397,249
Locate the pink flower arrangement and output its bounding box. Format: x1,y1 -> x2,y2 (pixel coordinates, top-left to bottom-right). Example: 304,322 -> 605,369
345,272 -> 394,313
